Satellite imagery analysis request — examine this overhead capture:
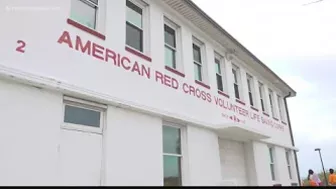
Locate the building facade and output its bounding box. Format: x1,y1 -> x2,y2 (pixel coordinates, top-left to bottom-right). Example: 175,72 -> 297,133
0,0 -> 299,186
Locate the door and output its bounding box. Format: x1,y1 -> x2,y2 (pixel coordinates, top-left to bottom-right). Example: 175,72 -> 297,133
219,139 -> 248,186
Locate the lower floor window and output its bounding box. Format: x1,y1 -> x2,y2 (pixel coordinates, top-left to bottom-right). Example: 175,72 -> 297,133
163,125 -> 183,186
163,155 -> 182,186
62,97 -> 106,133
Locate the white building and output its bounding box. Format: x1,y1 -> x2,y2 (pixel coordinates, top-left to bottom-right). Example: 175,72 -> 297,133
0,0 -> 300,186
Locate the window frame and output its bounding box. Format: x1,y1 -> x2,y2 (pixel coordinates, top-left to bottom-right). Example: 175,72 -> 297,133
62,96 -> 106,134
232,64 -> 242,100
163,17 -> 182,71
277,95 -> 285,121
214,52 -> 227,93
246,73 -> 255,107
70,0 -> 99,30
162,122 -> 186,186
268,89 -> 275,117
286,150 -> 293,180
192,37 -> 205,82
125,0 -> 150,55
269,146 -> 276,181
259,82 -> 266,112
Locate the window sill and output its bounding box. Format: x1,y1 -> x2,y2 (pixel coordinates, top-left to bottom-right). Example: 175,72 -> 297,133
251,106 -> 259,112
273,117 -> 279,121
165,66 -> 185,78
236,99 -> 245,106
263,112 -> 270,117
281,121 -> 287,125
195,80 -> 210,89
125,46 -> 152,62
67,18 -> 106,40
218,90 -> 229,98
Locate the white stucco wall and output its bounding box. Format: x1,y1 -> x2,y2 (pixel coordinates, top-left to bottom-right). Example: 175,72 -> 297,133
187,126 -> 222,186
0,0 -> 298,186
0,80 -> 62,186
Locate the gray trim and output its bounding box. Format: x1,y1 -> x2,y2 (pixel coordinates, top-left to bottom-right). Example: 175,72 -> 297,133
184,0 -> 297,97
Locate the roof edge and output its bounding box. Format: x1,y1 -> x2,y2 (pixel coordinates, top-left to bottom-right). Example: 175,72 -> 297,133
184,0 -> 297,96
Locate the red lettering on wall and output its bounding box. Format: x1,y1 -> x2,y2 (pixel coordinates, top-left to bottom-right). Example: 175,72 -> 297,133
75,36 -> 91,55
56,31 -> 286,132
121,56 -> 131,70
57,31 -> 73,48
182,83 -> 211,103
16,40 -> 26,53
155,71 -> 178,89
92,43 -> 104,61
141,64 -> 150,79
105,49 -> 116,65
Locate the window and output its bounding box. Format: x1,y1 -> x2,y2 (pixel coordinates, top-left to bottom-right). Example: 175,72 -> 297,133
259,82 -> 265,112
126,0 -> 147,52
286,151 -> 293,179
163,17 -> 181,70
232,64 -> 241,100
193,41 -> 203,82
269,147 -> 276,181
164,24 -> 176,68
269,89 -> 275,117
163,125 -> 183,186
215,54 -> 226,92
246,74 -> 255,107
277,95 -> 285,121
70,0 -> 98,29
62,97 -> 106,133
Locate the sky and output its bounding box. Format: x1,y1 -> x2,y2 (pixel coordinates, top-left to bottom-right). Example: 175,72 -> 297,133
192,0 -> 336,179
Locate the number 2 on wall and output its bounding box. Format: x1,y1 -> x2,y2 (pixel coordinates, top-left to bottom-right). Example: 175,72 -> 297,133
16,40 -> 26,53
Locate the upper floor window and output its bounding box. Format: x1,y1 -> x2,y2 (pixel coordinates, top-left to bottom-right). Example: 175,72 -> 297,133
286,151 -> 293,179
246,74 -> 255,107
164,17 -> 181,70
70,0 -> 98,29
193,38 -> 205,82
126,0 -> 148,53
163,125 -> 183,186
269,89 -> 275,117
232,64 -> 241,100
277,95 -> 285,121
259,82 -> 265,112
215,53 -> 226,92
269,147 -> 276,181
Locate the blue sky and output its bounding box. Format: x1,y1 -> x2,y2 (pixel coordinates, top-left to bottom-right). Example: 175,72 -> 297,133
192,0 -> 336,179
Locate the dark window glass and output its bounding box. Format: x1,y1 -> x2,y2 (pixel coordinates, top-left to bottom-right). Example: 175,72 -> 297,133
249,92 -> 254,106
234,84 -> 240,99
215,61 -> 221,74
70,0 -> 97,29
126,23 -> 143,52
165,46 -> 176,68
261,99 -> 265,111
163,155 -> 182,186
64,105 -> 101,127
194,63 -> 202,81
193,44 -> 201,63
217,74 -> 223,91
163,126 -> 181,154
126,0 -> 142,28
164,25 -> 176,48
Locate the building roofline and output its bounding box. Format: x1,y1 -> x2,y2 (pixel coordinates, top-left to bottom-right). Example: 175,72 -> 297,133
184,0 -> 297,97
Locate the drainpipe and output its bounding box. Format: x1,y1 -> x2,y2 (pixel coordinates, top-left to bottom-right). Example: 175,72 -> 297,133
284,92 -> 301,186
